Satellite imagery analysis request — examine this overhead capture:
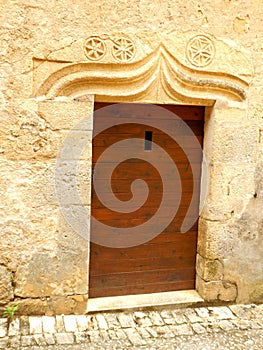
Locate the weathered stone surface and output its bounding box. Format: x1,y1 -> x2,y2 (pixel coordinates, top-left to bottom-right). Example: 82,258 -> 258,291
29,317 -> 43,334
0,266 -> 13,305
208,122 -> 258,164
0,0 -> 262,310
197,218 -> 238,260
196,254 -> 224,282
124,328 -> 146,346
0,319 -> 7,338
196,275 -> 238,302
0,303 -> 263,348
8,318 -> 20,337
200,162 -> 255,221
42,316 -> 56,334
55,332 -> 74,345
38,99 -> 94,131
44,333 -> 56,345
63,315 -> 78,333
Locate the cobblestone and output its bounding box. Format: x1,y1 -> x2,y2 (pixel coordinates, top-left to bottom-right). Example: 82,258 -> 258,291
95,314 -> 108,330
55,316 -> 65,333
229,304 -> 252,318
0,337 -> 8,348
55,332 -> 74,345
184,308 -> 203,323
21,335 -> 34,347
133,312 -> 152,327
75,315 -> 88,332
208,306 -> 235,320
20,317 -> 29,336
103,313 -> 119,329
115,328 -> 127,340
191,322 -> 207,334
99,329 -> 110,341
44,333 -> 56,345
171,323 -> 194,336
124,327 -> 146,346
171,309 -> 187,324
0,303 -> 261,349
63,315 -> 78,333
75,331 -> 88,343
117,313 -> 136,328
218,319 -> 236,331
29,317 -> 42,334
148,311 -> 165,326
8,335 -> 20,348
195,307 -> 210,318
8,318 -> 20,336
33,333 -> 46,346
0,319 -> 7,338
42,316 -> 56,334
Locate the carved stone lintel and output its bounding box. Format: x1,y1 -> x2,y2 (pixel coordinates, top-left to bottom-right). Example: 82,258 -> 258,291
33,31 -> 253,103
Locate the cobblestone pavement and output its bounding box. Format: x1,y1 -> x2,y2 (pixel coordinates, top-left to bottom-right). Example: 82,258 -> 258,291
0,303 -> 262,349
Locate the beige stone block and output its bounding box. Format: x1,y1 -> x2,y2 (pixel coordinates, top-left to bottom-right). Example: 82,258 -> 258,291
196,275 -> 237,302
0,0 -> 263,308
0,157 -> 90,300
14,251 -> 88,298
3,98 -> 94,161
47,295 -> 88,315
0,159 -> 56,211
0,208 -> 59,273
0,157 -> 92,218
218,281 -> 238,302
38,99 -> 94,131
210,104 -> 247,122
201,163 -> 255,220
58,129 -> 92,161
248,282 -> 263,304
15,299 -> 49,316
248,104 -> 263,124
58,205 -> 91,243
12,209 -> 88,299
196,254 -> 223,282
208,122 -> 258,163
0,266 -> 14,305
55,159 -> 92,206
14,295 -> 88,316
5,127 -> 92,162
197,218 -> 238,260
222,210 -> 263,304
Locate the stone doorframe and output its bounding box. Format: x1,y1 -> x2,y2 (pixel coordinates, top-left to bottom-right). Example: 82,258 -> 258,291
31,31 -> 254,313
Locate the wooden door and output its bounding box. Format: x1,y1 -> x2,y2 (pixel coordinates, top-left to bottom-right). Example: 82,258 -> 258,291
89,103 -> 204,298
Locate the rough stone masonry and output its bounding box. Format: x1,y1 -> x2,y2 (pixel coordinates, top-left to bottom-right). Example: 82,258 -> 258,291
0,0 -> 262,315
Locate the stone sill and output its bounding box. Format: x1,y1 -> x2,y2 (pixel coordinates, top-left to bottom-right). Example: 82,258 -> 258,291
87,290 -> 204,313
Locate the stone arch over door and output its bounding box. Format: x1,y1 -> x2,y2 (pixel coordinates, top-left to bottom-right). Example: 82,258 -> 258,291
33,31 -> 253,309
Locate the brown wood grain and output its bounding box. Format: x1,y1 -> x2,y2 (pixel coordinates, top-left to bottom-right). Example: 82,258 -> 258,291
89,103 -> 204,298
90,237 -> 197,261
90,255 -> 196,274
89,280 -> 195,297
90,267 -> 195,287
94,102 -> 205,121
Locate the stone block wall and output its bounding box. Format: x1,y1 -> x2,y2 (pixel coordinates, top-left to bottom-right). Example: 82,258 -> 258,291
0,0 -> 262,314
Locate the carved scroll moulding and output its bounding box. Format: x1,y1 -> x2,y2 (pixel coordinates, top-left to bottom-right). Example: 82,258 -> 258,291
83,35 -> 135,63
186,35 -> 215,67
33,31 -> 253,101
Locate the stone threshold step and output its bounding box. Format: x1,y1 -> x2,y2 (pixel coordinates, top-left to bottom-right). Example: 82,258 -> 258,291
88,290 -> 204,313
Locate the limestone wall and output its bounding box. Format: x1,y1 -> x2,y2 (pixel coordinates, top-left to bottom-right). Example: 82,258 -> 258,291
0,0 -> 262,314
